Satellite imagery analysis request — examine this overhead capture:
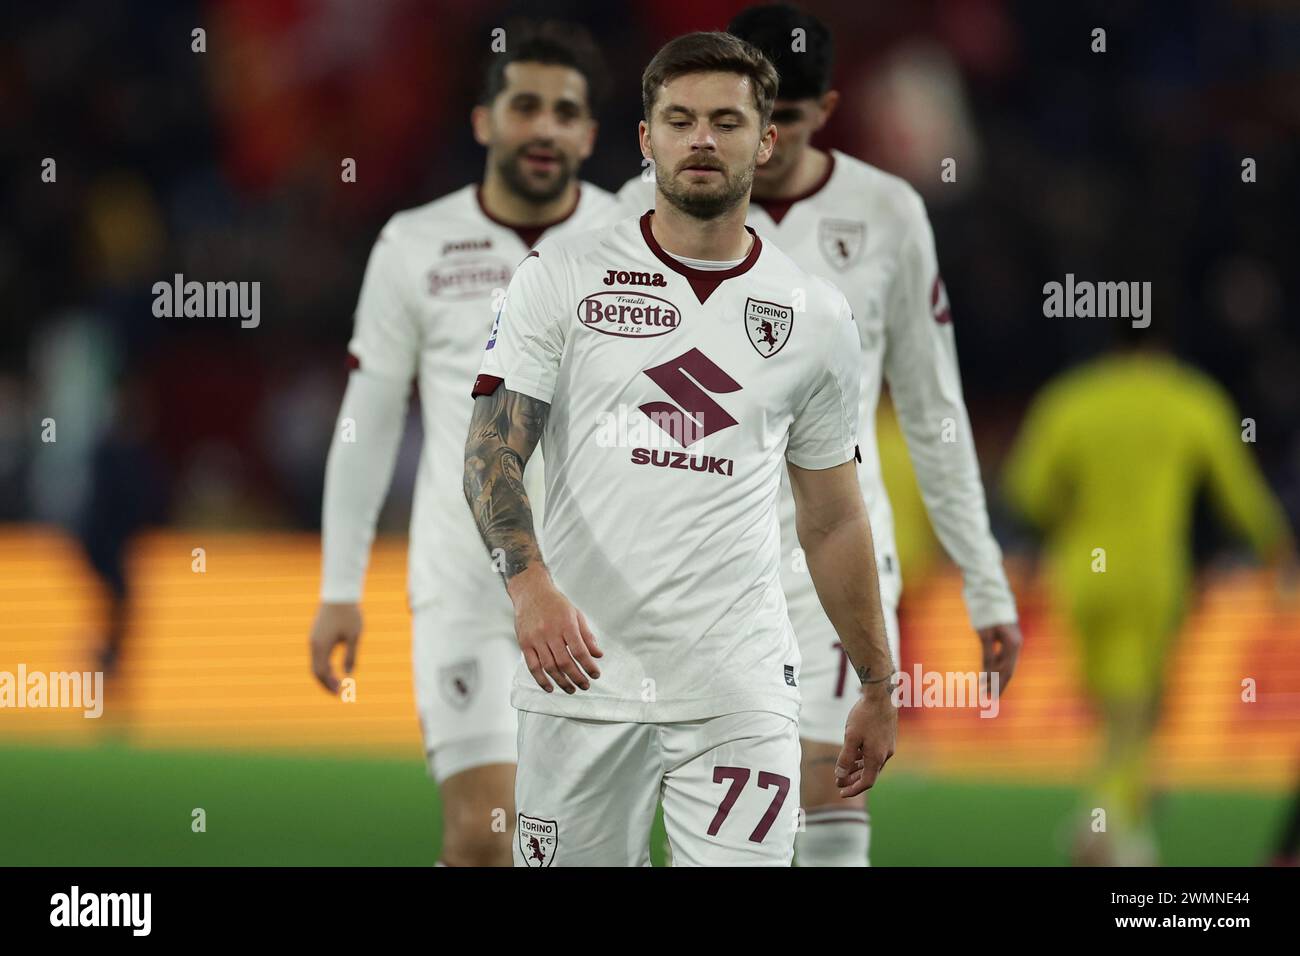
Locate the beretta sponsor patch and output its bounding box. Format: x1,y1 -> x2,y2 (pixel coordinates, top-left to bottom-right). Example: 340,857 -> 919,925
578,290 -> 681,338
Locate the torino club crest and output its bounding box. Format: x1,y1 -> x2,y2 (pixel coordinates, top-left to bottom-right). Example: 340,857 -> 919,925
518,814 -> 558,867
818,219 -> 866,271
744,298 -> 794,358
438,659 -> 478,711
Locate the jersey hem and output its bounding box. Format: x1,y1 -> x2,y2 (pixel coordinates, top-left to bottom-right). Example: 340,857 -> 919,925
510,686 -> 800,724
785,446 -> 857,470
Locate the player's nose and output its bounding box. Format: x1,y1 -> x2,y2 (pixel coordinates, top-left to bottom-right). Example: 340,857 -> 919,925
529,110 -> 562,140
688,125 -> 718,149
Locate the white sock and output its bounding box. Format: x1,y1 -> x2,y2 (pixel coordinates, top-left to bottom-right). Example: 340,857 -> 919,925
796,807 -> 870,867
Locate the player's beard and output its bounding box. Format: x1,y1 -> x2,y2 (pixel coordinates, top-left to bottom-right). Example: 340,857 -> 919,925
656,154 -> 754,221
497,143 -> 575,205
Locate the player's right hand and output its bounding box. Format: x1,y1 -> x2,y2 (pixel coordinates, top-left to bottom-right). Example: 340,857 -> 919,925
835,681 -> 897,797
507,567 -> 602,694
309,601 -> 362,694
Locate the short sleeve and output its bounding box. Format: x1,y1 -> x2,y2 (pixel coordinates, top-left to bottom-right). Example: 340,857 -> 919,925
472,249 -> 567,403
347,223 -> 420,382
786,293 -> 862,469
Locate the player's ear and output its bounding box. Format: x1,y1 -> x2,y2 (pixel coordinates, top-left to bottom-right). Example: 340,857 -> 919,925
815,90 -> 840,130
637,119 -> 652,161
470,104 -> 492,148
757,121 -> 777,165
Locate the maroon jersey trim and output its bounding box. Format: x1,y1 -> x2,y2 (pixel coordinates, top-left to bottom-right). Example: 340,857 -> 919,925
470,373 -> 504,398
476,186 -> 582,249
753,151 -> 836,226
638,211 -> 763,305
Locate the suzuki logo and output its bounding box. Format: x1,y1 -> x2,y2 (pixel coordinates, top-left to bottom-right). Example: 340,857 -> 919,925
638,348 -> 740,448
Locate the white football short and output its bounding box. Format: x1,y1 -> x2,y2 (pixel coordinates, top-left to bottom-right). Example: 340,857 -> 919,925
513,709 -> 801,867
411,600 -> 520,783
788,574 -> 901,746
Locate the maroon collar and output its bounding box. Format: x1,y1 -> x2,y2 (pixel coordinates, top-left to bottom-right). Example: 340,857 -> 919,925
475,184 -> 581,249
754,151 -> 836,226
638,210 -> 763,305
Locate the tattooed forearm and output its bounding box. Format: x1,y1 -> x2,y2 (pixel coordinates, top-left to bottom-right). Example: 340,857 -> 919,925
463,386 -> 549,582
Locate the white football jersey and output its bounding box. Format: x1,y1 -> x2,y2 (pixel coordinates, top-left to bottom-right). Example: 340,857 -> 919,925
346,183 -> 622,612
473,212 -> 862,722
619,151 -> 1017,629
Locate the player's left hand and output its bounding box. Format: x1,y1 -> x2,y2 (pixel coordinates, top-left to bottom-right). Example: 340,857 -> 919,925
835,682 -> 897,797
976,621 -> 1022,696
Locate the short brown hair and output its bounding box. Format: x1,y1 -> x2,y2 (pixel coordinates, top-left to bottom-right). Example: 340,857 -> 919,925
479,19 -> 610,116
641,31 -> 779,127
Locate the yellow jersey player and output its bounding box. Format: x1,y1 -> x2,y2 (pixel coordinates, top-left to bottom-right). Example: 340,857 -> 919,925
1005,329 -> 1295,865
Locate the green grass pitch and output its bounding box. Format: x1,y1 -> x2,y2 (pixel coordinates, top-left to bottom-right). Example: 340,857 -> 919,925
0,742 -> 1286,866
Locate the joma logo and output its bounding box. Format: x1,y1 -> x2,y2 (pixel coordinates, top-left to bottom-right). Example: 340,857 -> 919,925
442,238 -> 492,255
603,269 -> 667,287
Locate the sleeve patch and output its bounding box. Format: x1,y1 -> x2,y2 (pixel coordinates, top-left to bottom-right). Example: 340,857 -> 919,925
931,275 -> 952,324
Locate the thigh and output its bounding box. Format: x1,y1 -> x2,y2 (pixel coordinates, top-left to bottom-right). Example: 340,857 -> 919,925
411,603 -> 519,783
660,712 -> 802,866
1068,594 -> 1168,703
513,711 -> 659,867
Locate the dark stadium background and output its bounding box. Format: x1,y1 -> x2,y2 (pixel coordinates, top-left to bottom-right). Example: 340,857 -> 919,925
1,0 -> 1297,865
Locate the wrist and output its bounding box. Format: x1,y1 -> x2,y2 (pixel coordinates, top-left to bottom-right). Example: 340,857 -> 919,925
505,562 -> 553,604
853,653 -> 894,682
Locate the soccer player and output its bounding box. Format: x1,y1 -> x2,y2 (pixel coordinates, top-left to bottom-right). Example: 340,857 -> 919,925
1005,328 -> 1295,865
464,31 -> 897,867
308,21 -> 621,867
618,5 -> 1022,866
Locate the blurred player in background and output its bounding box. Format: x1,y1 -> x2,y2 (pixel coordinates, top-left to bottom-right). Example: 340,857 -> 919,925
465,30 -> 897,866
79,370 -> 168,681
620,4 -> 1022,866
308,20 -> 621,866
1005,325 -> 1296,865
